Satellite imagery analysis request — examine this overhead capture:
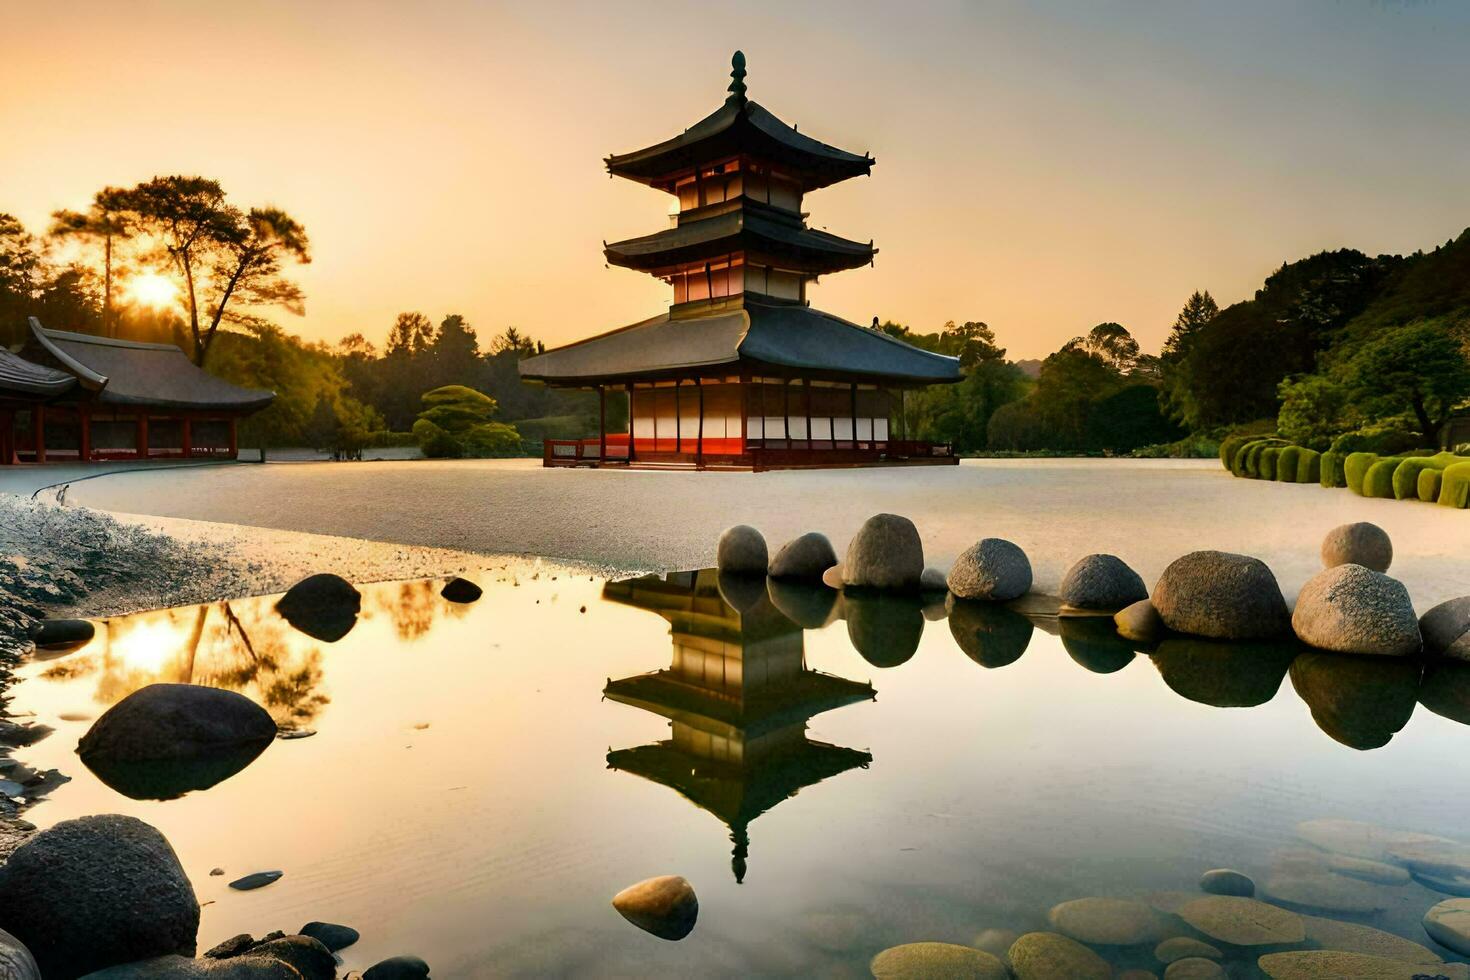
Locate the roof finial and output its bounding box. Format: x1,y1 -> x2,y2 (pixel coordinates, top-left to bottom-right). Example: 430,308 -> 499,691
727,50 -> 747,104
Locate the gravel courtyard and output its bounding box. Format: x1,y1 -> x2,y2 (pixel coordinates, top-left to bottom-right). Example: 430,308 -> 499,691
9,457 -> 1466,609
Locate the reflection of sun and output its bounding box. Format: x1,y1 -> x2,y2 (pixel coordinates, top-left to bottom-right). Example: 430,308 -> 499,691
111,619 -> 182,675
122,271 -> 180,310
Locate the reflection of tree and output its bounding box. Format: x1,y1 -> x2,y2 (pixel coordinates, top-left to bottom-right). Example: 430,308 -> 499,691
373,580 -> 441,641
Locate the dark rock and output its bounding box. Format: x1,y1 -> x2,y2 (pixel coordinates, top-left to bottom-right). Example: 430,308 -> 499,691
363,955 -> 431,979
298,922 -> 359,953
439,577 -> 482,603
81,954 -> 301,978
1059,617 -> 1135,674
1289,650 -> 1421,750
1059,554 -> 1147,610
1200,868 -> 1255,897
1321,522 -> 1392,573
767,532 -> 836,580
1292,564 -> 1420,657
947,538 -> 1032,602
244,937 -> 334,980
0,814 -> 198,979
0,928 -> 38,980
28,618 -> 94,650
204,934 -> 260,959
1151,551 -> 1289,640
1421,597 -> 1470,660
1419,661 -> 1470,726
765,579 -> 836,629
274,573 -> 361,643
844,593 -> 924,668
228,871 -> 282,891
947,597 -> 1032,668
0,720 -> 51,748
842,514 -> 924,592
1150,637 -> 1299,708
612,875 -> 698,941
919,566 -> 948,593
716,525 -> 767,575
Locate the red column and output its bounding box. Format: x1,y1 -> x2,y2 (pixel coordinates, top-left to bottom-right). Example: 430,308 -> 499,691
597,387 -> 606,463
78,406 -> 91,462
33,406 -> 46,464
181,417 -> 193,458
228,417 -> 239,458
625,384 -> 637,462
136,414 -> 149,459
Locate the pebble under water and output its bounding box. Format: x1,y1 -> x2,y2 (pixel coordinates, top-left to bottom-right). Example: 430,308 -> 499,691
8,565 -> 1470,978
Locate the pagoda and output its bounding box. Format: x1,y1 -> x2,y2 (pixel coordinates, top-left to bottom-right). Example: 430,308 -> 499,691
520,52 -> 961,471
602,569 -> 874,881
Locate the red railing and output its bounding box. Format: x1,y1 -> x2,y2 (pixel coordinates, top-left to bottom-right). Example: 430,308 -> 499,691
544,437 -> 954,467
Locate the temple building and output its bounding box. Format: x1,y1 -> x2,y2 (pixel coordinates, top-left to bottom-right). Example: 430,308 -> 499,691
0,317 -> 273,464
603,569 -> 874,882
520,52 -> 961,470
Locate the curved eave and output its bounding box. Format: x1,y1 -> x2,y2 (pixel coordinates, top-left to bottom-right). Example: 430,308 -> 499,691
604,213 -> 875,275
0,350 -> 77,399
95,389 -> 277,413
28,316 -> 107,390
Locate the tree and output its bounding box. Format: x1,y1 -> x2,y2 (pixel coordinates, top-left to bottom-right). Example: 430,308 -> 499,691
203,207 -> 311,360
1344,321 -> 1470,443
1162,290 -> 1218,362
386,312 -> 434,355
0,214 -> 42,343
1276,374 -> 1355,449
412,385 -> 521,458
49,187 -> 132,336
1070,322 -> 1140,373
429,314 -> 481,389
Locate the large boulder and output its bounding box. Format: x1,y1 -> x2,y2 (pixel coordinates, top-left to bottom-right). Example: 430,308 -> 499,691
843,514 -> 924,592
298,922 -> 358,953
947,539 -> 1031,602
1151,551 -> 1289,640
716,525 -> 768,575
77,684 -> 276,800
275,573 -> 361,642
363,957 -> 432,980
1422,597 -> 1470,660
1321,522 -> 1393,572
1291,564 -> 1420,656
1059,554 -> 1147,610
0,814 -> 199,979
611,875 -> 698,941
767,532 -> 836,581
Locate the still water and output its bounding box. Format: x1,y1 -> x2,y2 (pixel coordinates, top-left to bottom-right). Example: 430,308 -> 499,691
10,567 -> 1470,977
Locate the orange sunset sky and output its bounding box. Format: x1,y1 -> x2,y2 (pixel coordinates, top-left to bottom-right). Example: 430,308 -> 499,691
5,0 -> 1469,359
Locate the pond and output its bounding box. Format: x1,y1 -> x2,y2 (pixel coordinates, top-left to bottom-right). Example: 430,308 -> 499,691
9,566 -> 1470,977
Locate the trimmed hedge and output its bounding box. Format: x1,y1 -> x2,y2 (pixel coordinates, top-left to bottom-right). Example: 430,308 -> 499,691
1442,463 -> 1470,508
1344,452 -> 1379,495
1420,468 -> 1444,503
1297,448 -> 1321,484
1260,447 -> 1281,480
1241,441 -> 1269,477
1219,433 -> 1254,470
1319,451 -> 1346,488
1363,457 -> 1405,499
1393,452 -> 1458,500
1276,446 -> 1303,482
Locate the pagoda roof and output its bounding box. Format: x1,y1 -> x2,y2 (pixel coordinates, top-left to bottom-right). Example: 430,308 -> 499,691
605,203 -> 875,275
519,298 -> 962,387
0,348 -> 75,399
605,55 -> 872,192
604,669 -> 874,736
25,319 -> 275,413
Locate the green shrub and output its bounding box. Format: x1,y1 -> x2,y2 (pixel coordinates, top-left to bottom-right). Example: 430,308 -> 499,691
1235,441 -> 1263,476
1364,458 -> 1409,499
1331,425 -> 1421,456
462,421 -> 522,456
1419,468 -> 1444,503
1276,446 -> 1303,482
1297,448 -> 1321,484
1319,451 -> 1346,488
412,418 -> 463,458
1392,453 -> 1460,499
1344,452 -> 1379,495
413,384 -> 522,458
1260,447 -> 1281,480
1242,440 -> 1280,478
1441,462 -> 1470,508
1219,433 -> 1257,471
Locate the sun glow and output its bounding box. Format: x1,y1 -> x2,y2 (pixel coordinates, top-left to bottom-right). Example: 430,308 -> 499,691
122,271 -> 180,310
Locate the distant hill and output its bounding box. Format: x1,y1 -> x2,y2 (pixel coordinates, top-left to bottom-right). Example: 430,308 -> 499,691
1012,358 -> 1042,379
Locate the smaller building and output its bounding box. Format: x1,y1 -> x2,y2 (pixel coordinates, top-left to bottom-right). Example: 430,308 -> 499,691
1,317 -> 274,464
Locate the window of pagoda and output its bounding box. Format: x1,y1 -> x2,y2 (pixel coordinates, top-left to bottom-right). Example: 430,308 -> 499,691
669,255 -> 746,304
670,159 -> 803,215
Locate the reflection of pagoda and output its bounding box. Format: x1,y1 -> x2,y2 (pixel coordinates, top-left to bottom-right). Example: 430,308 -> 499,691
603,570 -> 874,882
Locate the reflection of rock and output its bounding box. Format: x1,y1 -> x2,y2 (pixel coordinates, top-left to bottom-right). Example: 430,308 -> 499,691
1289,651 -> 1421,750
767,532 -> 835,581
1417,661 -> 1470,725
1321,521 -> 1392,573
1177,896 -> 1304,946
82,747 -> 272,802
1007,932 -> 1110,980
1291,564 -> 1421,657
274,573 -> 361,643
1059,554 -> 1147,610
611,875 -> 698,941
821,564 -> 843,590
948,539 -> 1032,602
0,814 -> 198,979
870,942 -> 1008,979
765,579 -> 836,629
716,525 -> 767,575
1059,618 -> 1134,674
1152,551 -> 1289,640
1047,897 -> 1165,945
439,577 -> 482,603
1422,597 -> 1470,660
844,593 -> 924,668
1200,869 -> 1254,896
716,571 -> 768,613
947,597 -> 1032,668
1150,638 -> 1298,708
28,618 -> 94,650
843,514 -> 924,592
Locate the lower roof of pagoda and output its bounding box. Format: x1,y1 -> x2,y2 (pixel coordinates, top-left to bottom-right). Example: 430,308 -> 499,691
517,297 -> 962,387
604,203 -> 875,275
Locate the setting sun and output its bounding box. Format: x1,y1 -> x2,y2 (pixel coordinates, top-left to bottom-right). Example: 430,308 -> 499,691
121,270 -> 179,310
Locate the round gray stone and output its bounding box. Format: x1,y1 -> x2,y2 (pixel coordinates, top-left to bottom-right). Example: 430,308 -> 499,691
947,538 -> 1032,601
1199,868 -> 1254,897
1292,564 -> 1421,656
1421,597 -> 1470,661
843,514 -> 924,592
716,525 -> 768,575
1322,522 -> 1393,573
1060,554 -> 1148,610
919,566 -> 948,593
1152,551 -> 1290,640
767,532 -> 836,581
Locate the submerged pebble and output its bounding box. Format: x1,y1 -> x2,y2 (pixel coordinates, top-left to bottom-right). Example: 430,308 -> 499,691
1199,868 -> 1253,897
870,941 -> 1007,979
1177,896 -> 1304,946
299,921 -> 359,953
229,870 -> 283,891
1047,897 -> 1165,945
1007,932 -> 1110,980
1155,937 -> 1222,963
1163,959 -> 1226,980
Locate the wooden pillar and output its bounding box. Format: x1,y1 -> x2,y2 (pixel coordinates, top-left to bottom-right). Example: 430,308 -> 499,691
782,378 -> 791,449
674,380 -> 682,455
626,383 -> 636,462
78,405 -> 91,462
598,386 -> 606,463
900,390 -> 908,442
804,379 -> 814,451
228,417 -> 238,458
181,417 -> 193,459
136,413 -> 149,460
850,382 -> 859,449
738,369 -> 750,456
33,405 -> 45,464
696,378 -> 705,467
